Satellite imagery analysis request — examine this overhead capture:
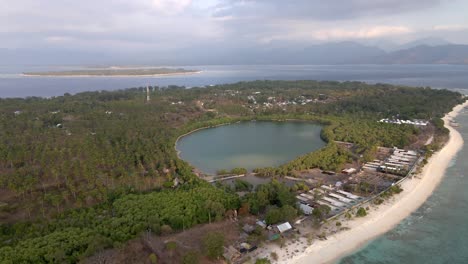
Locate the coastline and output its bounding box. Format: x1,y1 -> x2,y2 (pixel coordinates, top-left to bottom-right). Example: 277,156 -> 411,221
257,100 -> 468,264
21,70 -> 202,78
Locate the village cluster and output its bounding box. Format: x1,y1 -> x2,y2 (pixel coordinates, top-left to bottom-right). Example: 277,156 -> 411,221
221,146 -> 422,263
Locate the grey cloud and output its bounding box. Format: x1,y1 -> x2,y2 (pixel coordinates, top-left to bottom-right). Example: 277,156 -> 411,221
213,0 -> 442,20
2,0 -> 468,66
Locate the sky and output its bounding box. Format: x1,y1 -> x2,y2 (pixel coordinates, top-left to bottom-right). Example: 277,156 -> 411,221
1,0 -> 468,63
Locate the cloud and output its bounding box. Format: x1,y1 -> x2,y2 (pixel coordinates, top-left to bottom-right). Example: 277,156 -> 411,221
1,0 -> 467,63
433,24 -> 468,31
151,0 -> 193,15
214,0 -> 442,21
0,0 -> 221,51
312,26 -> 412,41
45,36 -> 75,44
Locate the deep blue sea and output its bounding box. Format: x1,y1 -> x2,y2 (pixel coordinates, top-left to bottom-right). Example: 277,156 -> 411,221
1,64 -> 468,263
1,64 -> 468,98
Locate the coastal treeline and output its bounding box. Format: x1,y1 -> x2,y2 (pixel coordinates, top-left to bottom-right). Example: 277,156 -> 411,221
0,80 -> 464,262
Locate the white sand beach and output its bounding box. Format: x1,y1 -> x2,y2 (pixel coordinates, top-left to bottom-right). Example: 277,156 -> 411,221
255,100 -> 468,264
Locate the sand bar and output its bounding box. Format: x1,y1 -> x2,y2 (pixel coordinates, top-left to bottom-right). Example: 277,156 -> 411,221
21,71 -> 202,78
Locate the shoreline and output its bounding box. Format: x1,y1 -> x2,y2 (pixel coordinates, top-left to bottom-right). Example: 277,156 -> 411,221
255,100 -> 468,264
21,71 -> 202,78
174,122 -> 234,158
294,100 -> 468,263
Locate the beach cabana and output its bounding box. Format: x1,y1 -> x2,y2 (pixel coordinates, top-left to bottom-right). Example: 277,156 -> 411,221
299,203 -> 314,215
277,222 -> 293,233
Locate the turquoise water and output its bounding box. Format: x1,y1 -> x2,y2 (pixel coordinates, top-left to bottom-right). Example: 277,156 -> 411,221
339,109 -> 468,264
176,121 -> 325,174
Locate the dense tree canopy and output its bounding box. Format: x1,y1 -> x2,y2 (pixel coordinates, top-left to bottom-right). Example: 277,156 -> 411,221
0,80 -> 464,262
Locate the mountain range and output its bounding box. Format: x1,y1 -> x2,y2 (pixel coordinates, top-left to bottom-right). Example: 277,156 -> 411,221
2,38 -> 468,65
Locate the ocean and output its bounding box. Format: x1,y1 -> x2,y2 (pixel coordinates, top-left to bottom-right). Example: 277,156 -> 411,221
1,64 -> 468,98
1,64 -> 468,263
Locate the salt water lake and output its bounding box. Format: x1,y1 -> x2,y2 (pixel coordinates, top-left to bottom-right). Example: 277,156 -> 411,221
176,121 -> 325,175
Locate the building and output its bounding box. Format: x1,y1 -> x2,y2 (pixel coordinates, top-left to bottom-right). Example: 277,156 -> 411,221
276,222 -> 292,233
299,204 -> 314,215
223,246 -> 240,262
242,224 -> 255,234
342,168 -> 357,175
256,220 -> 267,229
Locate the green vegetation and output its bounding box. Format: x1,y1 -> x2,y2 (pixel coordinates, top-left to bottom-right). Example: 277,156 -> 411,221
293,182 -> 310,192
381,184 -> 403,199
230,167 -> 248,175
243,180 -> 297,217
0,80 -> 464,262
279,142 -> 352,172
149,253 -> 158,264
217,167 -> 247,176
255,258 -> 272,264
0,186 -> 238,263
202,232 -> 225,260
265,205 -> 297,225
234,179 -> 253,192
356,207 -> 367,217
312,204 -> 332,221
182,250 -> 200,264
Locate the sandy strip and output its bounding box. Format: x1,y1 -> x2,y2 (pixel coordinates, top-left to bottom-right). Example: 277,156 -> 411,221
255,100 -> 468,264
21,71 -> 202,78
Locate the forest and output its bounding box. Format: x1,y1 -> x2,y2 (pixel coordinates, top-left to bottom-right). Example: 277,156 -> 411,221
0,80 -> 464,262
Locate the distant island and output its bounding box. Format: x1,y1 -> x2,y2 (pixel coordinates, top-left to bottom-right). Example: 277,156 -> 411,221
23,67 -> 200,77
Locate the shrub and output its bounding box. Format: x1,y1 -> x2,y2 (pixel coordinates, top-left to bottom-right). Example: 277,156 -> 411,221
345,212 -> 352,219
255,258 -> 271,264
182,250 -> 200,264
356,207 -> 367,217
203,232 -> 225,259
149,253 -> 158,264
165,241 -> 177,250
270,252 -> 278,261
374,198 -> 384,205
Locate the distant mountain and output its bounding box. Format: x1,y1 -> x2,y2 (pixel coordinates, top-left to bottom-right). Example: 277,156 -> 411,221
217,42 -> 468,65
374,44 -> 468,64
170,41 -> 386,65
296,41 -> 386,64
397,37 -> 452,51
2,41 -> 468,66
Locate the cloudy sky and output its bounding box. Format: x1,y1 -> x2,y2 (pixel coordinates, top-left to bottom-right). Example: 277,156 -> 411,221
2,0 -> 468,62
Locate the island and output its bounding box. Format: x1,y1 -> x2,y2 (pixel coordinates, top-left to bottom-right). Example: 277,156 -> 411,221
0,80 -> 466,264
22,67 -> 200,77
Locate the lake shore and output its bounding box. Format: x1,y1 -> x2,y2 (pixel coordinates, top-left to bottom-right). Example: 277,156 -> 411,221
254,100 -> 468,264
174,122 -> 233,160
21,70 -> 202,78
